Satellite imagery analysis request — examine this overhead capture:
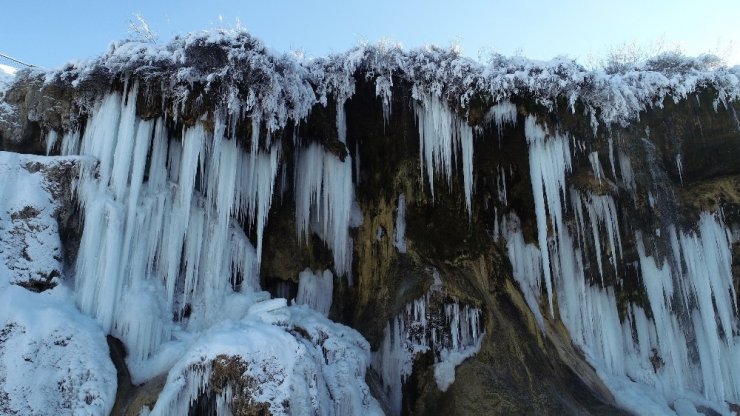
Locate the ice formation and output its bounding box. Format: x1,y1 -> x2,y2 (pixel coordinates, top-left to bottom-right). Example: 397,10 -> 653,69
69,85 -> 278,345
295,143 -> 357,278
485,100 -> 518,139
149,306 -> 382,416
393,193 -> 407,253
414,89 -> 475,216
503,214 -> 545,329
295,268 -> 334,316
372,272 -> 484,415
524,115 -> 572,317
3,29 -> 740,415
517,113 -> 740,414
588,151 -> 605,184
35,84 -> 377,415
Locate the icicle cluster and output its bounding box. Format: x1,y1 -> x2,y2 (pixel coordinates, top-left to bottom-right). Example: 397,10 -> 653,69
524,115 -> 572,317
295,143 -> 358,278
414,89 -> 475,216
67,85 -> 280,374
371,272 -> 484,415
485,100 -> 517,138
515,114 -> 740,414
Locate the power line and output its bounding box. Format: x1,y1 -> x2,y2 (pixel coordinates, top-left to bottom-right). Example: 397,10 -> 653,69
0,52 -> 35,68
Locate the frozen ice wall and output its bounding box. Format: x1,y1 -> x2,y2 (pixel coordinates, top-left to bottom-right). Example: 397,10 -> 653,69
511,115 -> 740,415
69,85 -> 279,362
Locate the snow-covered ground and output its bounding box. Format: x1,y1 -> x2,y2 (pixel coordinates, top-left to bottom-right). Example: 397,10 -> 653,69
0,151 -> 117,415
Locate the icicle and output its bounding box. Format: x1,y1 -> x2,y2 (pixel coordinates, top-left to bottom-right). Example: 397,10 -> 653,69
676,153 -> 684,185
60,130 -> 81,156
618,151 -> 636,192
504,214 -> 544,329
371,271 -> 483,415
524,115 -> 572,317
45,130 -> 58,155
460,125 -> 474,218
485,100 -> 517,137
496,165 -> 508,205
607,136 -> 617,180
588,151 -> 604,184
296,268 -> 334,316
393,194 -> 407,253
110,84 -> 140,201
295,143 -> 357,278
376,75 -> 393,126
414,89 -> 475,215
337,99 -> 347,145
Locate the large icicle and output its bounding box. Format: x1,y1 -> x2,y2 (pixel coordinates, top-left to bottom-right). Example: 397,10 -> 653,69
524,115 -> 572,317
414,89 -> 475,216
503,214 -> 544,329
295,143 -> 357,278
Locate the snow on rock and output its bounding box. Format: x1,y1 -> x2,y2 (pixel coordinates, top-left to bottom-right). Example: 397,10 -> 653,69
0,152 -> 116,416
28,29 -> 739,143
0,151 -> 88,288
0,285 -> 117,416
148,304 -> 381,416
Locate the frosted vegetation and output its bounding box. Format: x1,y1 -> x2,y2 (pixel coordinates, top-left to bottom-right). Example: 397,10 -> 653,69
0,28 -> 739,415
33,29 -> 739,135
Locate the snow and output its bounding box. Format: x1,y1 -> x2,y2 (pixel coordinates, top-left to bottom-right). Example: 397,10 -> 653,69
0,152 -> 116,415
0,85 -> 379,414
0,152 -> 70,286
0,64 -> 16,76
4,27 -> 740,416
148,305 -> 382,416
21,29 -> 735,142
0,284 -> 117,416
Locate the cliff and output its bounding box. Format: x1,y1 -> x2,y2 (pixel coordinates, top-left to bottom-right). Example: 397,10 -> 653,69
1,30 -> 739,415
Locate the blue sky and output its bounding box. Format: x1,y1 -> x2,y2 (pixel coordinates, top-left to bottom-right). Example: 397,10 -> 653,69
1,0 -> 739,68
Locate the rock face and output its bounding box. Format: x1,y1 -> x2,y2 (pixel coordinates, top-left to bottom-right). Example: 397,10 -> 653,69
1,31 -> 740,415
